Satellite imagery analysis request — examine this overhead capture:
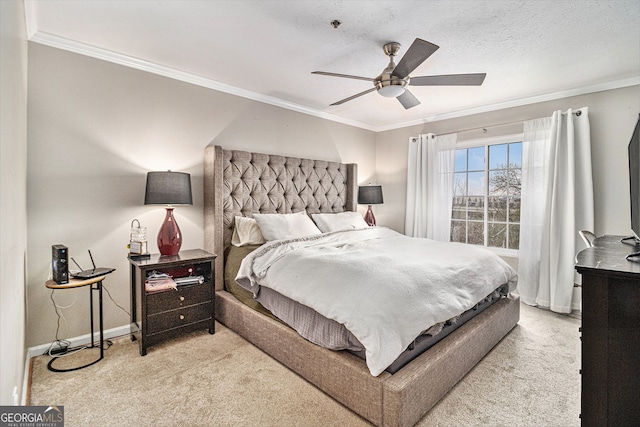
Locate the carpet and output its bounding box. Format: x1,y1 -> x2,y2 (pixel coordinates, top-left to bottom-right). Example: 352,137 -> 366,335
29,302 -> 580,426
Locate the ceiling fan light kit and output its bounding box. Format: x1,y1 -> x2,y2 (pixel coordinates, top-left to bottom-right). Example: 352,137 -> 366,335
312,38 -> 486,109
377,84 -> 406,98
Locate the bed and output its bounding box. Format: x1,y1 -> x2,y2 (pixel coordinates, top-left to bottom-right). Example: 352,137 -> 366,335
204,145 -> 520,427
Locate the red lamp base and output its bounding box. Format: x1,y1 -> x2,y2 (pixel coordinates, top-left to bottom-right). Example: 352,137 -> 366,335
157,208 -> 182,256
363,205 -> 376,227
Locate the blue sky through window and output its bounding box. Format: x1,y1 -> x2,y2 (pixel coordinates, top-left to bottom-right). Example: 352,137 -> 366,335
454,150 -> 466,172
451,140 -> 522,250
468,147 -> 484,171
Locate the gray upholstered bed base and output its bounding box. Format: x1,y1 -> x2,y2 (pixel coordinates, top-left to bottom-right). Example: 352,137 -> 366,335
204,145 -> 520,427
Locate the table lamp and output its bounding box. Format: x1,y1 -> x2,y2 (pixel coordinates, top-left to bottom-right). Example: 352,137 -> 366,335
144,171 -> 193,256
358,185 -> 383,226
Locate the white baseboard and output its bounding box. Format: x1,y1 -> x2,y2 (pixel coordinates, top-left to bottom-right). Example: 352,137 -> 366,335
26,324 -> 131,359
22,353 -> 30,405
23,324 -> 132,404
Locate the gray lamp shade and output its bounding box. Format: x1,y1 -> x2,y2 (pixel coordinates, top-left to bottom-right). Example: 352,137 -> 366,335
358,185 -> 383,205
144,171 -> 193,206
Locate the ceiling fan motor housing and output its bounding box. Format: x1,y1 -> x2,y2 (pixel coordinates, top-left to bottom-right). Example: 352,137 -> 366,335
376,44 -> 409,97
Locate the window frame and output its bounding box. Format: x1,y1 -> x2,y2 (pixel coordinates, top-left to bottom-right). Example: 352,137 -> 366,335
453,133 -> 524,258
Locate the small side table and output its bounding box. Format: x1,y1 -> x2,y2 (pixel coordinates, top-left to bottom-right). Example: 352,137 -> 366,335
45,275 -> 107,372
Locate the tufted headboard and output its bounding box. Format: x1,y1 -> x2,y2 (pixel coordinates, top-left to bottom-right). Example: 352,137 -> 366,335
204,145 -> 357,291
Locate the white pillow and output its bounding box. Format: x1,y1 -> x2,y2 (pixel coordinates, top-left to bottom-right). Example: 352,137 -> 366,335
231,216 -> 266,247
253,211 -> 322,241
311,211 -> 369,233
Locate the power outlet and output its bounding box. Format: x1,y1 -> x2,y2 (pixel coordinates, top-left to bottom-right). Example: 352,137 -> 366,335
12,386 -> 19,405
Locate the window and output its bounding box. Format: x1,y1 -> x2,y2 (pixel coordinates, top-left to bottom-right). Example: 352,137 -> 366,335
450,135 -> 522,251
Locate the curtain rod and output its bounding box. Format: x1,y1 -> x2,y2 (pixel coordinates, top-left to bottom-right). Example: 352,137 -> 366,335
431,109 -> 582,137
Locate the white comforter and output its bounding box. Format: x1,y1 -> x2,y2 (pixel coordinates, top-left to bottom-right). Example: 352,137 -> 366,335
235,227 -> 518,376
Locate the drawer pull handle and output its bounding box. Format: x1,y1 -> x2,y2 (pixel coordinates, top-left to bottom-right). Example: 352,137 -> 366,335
179,315 -> 185,320
179,296 -> 185,302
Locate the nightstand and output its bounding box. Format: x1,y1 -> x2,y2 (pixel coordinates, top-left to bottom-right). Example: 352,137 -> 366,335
129,249 -> 216,355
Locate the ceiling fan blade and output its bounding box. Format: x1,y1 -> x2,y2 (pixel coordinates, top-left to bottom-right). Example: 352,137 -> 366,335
312,71 -> 374,82
410,73 -> 487,86
397,89 -> 421,109
392,38 -> 439,79
330,87 -> 377,106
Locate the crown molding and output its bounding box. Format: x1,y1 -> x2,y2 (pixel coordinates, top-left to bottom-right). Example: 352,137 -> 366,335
28,30 -> 378,132
377,76 -> 640,132
27,29 -> 639,134
23,0 -> 38,39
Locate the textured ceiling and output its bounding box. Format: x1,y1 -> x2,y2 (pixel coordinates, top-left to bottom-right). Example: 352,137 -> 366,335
25,0 -> 640,131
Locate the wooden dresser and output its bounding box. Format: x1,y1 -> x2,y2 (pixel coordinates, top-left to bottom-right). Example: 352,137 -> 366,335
129,249 -> 216,355
575,235 -> 640,426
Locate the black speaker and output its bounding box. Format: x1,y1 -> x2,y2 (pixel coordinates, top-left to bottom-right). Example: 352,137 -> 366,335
52,244 -> 69,284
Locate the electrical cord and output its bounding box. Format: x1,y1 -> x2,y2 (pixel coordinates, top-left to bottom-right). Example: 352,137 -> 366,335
95,283 -> 128,351
48,345 -> 88,358
46,289 -> 76,357
102,283 -> 131,318
619,236 -> 640,260
620,236 -> 636,245
45,281 -> 127,356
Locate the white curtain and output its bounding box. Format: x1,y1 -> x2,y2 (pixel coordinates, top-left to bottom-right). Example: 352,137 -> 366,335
518,108 -> 594,313
405,133 -> 457,240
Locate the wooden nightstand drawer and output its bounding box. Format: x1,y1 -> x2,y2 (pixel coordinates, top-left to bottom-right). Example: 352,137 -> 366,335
147,302 -> 213,335
146,284 -> 212,315
129,249 -> 216,355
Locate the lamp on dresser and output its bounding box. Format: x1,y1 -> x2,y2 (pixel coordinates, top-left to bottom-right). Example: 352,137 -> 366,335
144,171 -> 193,256
358,184 -> 383,226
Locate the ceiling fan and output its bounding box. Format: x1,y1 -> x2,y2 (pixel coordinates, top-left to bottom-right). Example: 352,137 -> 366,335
312,38 -> 486,109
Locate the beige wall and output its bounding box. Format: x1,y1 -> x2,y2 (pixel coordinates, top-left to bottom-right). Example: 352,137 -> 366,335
1,0 -> 28,404
375,85 -> 640,241
25,41 -> 640,350
26,44 -> 376,348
